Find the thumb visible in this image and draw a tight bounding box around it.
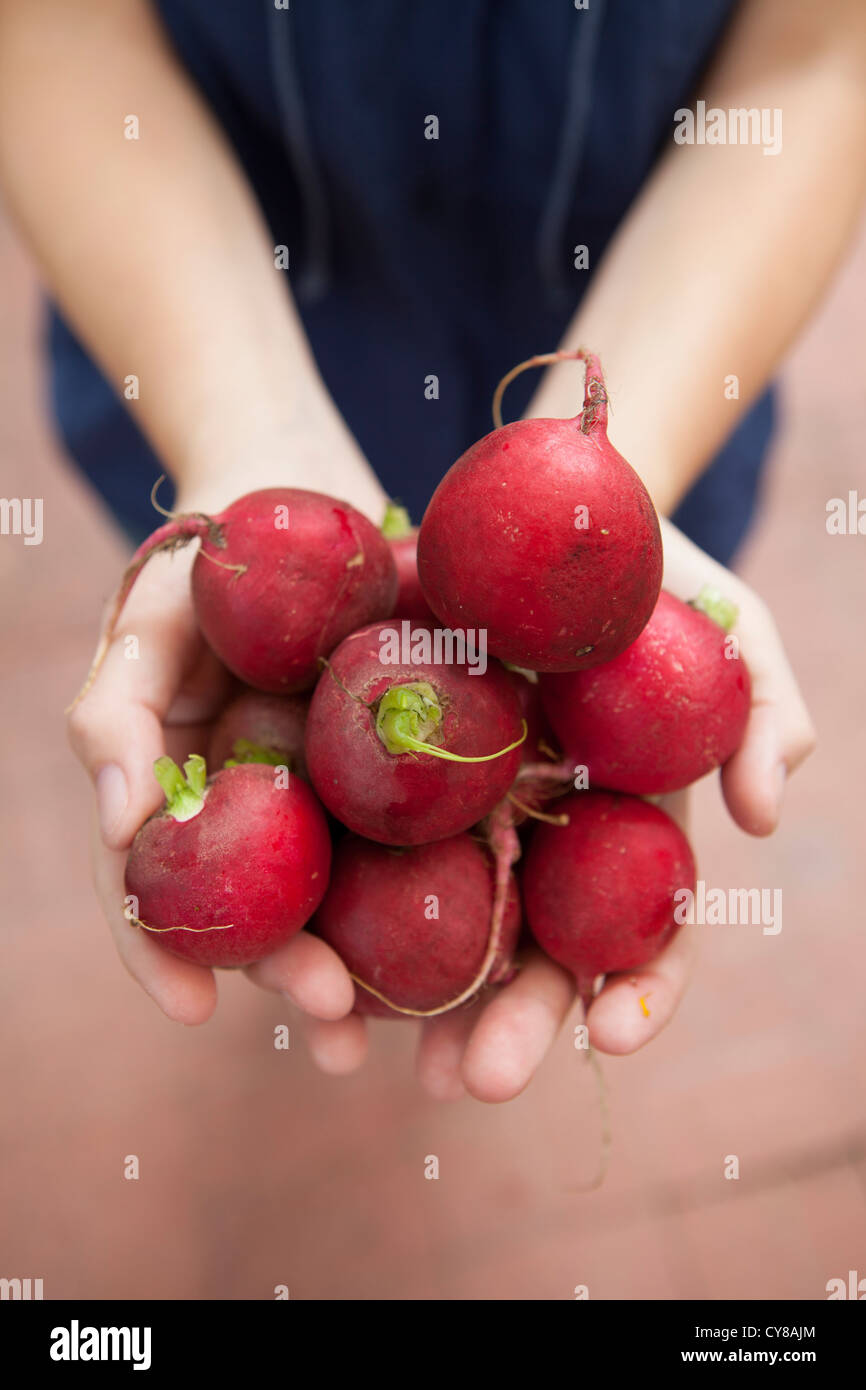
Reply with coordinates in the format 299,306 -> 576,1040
66,550 -> 207,849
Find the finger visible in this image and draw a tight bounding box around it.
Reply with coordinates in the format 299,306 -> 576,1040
305,1013 -> 369,1075
720,702 -> 786,836
163,649 -> 235,728
586,923 -> 696,1055
660,519 -> 816,836
460,949 -> 575,1104
719,604 -> 816,836
416,1006 -> 481,1101
163,721 -> 217,769
244,931 -> 356,1021
91,812 -> 217,1025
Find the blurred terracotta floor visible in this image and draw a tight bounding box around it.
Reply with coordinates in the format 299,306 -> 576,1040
1,204 -> 865,1302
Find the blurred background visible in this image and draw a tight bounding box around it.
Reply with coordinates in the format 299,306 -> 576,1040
1,198 -> 864,1302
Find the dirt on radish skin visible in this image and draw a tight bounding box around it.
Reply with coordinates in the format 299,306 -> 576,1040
522,791 -> 696,981
539,589 -> 751,795
73,489 -> 398,704
304,622 -> 525,845
314,833 -> 521,1017
416,349 -> 662,672
209,690 -> 310,776
124,758 -> 331,967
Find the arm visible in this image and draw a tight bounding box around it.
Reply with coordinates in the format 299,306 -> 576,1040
0,0 -> 373,1030
528,0 -> 866,512
522,0 -> 841,845
0,0 -> 385,519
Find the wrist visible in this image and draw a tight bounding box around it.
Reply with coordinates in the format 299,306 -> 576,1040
172,398 -> 390,523
604,431 -> 686,517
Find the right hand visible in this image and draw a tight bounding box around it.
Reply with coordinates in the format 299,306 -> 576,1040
67,462 -> 383,1053
66,538 -> 360,1032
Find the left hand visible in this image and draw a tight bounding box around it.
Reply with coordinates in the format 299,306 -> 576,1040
310,516 -> 815,1100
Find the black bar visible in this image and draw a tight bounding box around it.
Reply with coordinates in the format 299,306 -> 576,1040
1,1298 -> 859,1374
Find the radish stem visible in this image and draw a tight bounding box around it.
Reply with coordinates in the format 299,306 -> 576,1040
491,347 -> 608,433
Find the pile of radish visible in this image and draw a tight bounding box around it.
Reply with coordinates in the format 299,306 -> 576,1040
80,349 -> 751,1031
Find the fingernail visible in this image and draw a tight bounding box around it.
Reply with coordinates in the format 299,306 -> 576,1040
96,763 -> 128,841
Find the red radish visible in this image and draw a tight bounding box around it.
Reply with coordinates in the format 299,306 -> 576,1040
124,756 -> 331,967
381,502 -> 435,622
305,621 -> 526,844
522,791 -> 696,986
209,690 -> 310,777
72,488 -> 398,703
417,349 -> 662,671
315,833 -> 521,1017
539,587 -> 751,795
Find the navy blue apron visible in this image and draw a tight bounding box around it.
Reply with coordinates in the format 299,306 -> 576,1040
47,0 -> 773,565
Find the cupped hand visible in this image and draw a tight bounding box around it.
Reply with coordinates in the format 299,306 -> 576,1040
351,517 -> 815,1098
67,492 -> 361,1031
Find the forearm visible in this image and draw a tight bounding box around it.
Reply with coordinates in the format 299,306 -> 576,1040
0,0 -> 386,518
528,0 -> 866,514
